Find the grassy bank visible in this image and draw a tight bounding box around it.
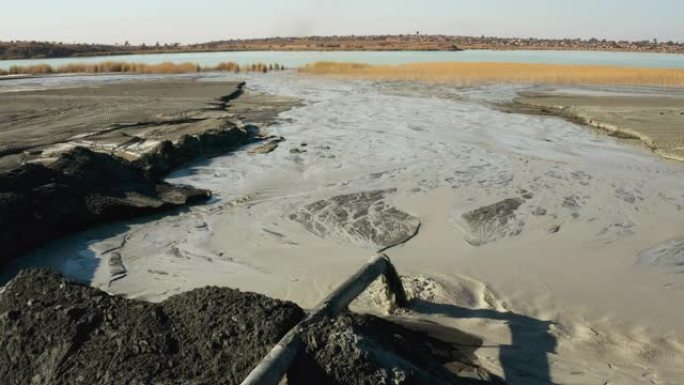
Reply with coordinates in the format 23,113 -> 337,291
300,62 -> 684,86
0,61 -> 285,76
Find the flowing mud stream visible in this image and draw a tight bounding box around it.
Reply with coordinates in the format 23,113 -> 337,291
6,73 -> 684,384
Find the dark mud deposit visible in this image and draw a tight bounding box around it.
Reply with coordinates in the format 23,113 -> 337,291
0,270 -> 501,385
291,314 -> 503,385
0,147 -> 211,269
0,269 -> 303,385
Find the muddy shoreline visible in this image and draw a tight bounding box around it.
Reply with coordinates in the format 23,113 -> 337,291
0,79 -> 298,270
504,90 -> 684,161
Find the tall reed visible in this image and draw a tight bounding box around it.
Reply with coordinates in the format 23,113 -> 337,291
299,61 -> 684,87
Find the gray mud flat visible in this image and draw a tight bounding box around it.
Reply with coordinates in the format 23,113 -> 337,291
290,189 -> 420,249
0,269 -> 502,385
0,80 -> 247,159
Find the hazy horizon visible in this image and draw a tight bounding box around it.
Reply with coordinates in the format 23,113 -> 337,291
1,0 -> 683,45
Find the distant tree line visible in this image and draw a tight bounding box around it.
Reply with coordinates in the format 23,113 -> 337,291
0,41 -> 184,60
1,35 -> 682,60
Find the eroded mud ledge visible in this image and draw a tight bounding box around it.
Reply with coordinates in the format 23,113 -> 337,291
0,79 -> 298,269
503,90 -> 684,162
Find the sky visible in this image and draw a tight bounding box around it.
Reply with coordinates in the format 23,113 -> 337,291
1,0 -> 682,44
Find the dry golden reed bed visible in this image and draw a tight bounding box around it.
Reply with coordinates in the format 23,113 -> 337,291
0,61 -> 285,76
300,62 -> 684,87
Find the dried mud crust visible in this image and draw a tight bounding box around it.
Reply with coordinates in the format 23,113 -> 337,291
0,80 -> 246,158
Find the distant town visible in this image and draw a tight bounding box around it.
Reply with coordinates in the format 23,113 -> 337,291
1,34 -> 683,60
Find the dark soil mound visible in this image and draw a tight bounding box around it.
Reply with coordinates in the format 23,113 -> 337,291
0,147 -> 210,269
0,269 -> 503,384
0,269 -> 304,385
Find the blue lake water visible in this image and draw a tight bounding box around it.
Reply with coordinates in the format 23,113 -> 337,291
1,50 -> 683,70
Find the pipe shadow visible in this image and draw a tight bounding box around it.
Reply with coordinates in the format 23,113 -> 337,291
410,299 -> 558,385
289,312 -> 505,385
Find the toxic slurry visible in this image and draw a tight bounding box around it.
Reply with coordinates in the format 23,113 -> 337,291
3,72 -> 684,384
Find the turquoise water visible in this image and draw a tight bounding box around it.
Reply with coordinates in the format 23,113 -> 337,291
1,50 -> 683,70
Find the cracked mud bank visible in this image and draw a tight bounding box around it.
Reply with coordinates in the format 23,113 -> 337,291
0,79 -> 298,268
